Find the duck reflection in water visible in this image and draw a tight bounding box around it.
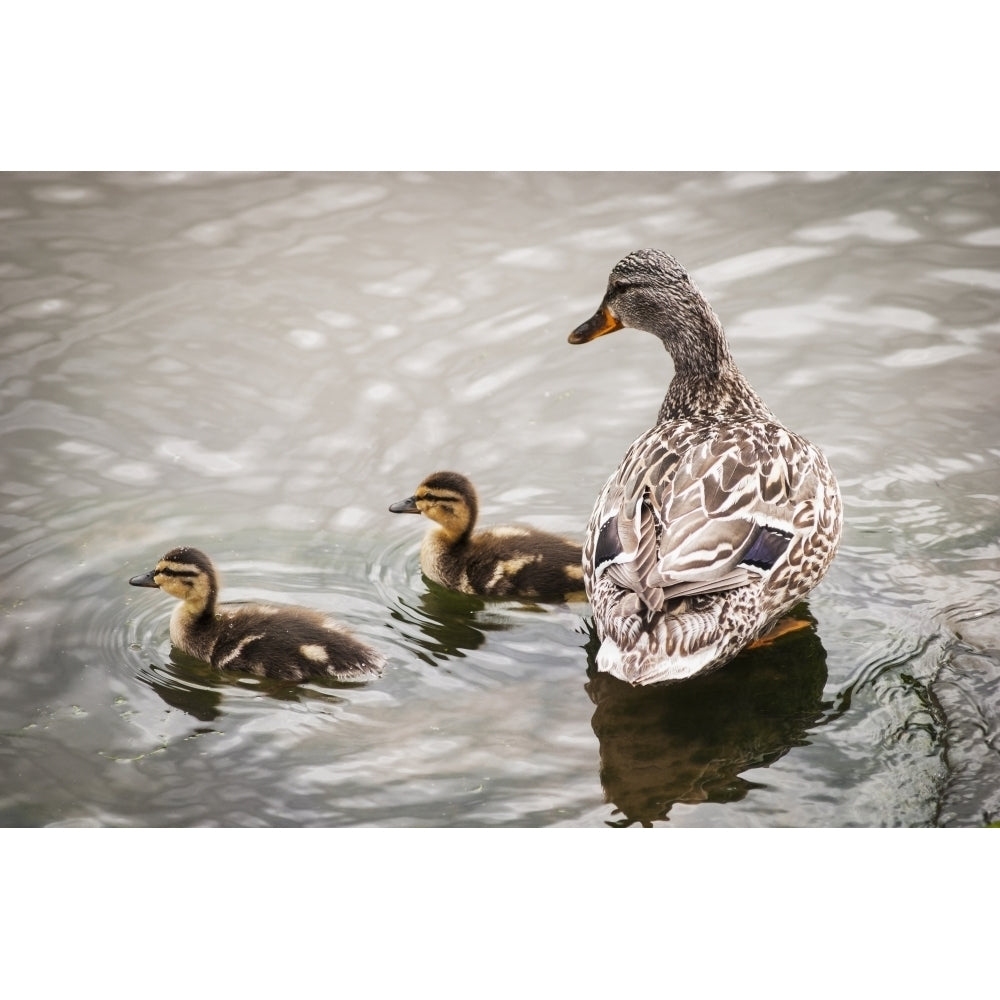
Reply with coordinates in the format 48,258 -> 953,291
133,650 -> 225,722
586,604 -> 828,826
389,579 -> 514,666
138,648 -> 357,722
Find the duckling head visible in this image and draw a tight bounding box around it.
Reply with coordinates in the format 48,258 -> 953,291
129,546 -> 217,608
389,470 -> 477,543
569,249 -> 728,372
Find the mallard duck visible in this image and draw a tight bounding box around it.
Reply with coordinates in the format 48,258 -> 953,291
569,249 -> 842,685
128,546 -> 386,682
389,470 -> 584,600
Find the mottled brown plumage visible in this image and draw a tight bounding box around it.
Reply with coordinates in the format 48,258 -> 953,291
389,471 -> 584,601
128,546 -> 385,682
569,249 -> 842,685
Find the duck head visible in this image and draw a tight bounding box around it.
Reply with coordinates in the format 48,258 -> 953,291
129,546 -> 217,606
569,249 -> 727,372
390,471 -> 478,543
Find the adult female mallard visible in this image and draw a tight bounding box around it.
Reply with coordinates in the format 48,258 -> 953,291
389,470 -> 584,601
129,546 -> 386,682
569,249 -> 842,685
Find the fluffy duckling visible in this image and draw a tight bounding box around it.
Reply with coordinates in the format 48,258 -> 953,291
389,471 -> 584,601
128,546 -> 386,682
569,249 -> 842,685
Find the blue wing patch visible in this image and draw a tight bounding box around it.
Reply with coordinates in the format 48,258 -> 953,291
740,525 -> 792,570
594,513 -> 623,574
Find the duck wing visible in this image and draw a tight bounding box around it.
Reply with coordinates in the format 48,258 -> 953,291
589,421 -> 816,612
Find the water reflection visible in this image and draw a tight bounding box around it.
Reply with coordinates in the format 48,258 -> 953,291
137,648 -> 355,722
136,654 -> 224,722
586,606 -> 829,826
388,580 -> 513,664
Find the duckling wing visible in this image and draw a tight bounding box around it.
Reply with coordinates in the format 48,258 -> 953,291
213,604 -> 385,681
590,421 -> 818,611
464,527 -> 584,600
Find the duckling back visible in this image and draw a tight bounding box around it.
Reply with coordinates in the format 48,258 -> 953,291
199,603 -> 387,682
426,524 -> 584,600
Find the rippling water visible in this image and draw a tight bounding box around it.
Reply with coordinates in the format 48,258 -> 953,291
1,171 -> 997,827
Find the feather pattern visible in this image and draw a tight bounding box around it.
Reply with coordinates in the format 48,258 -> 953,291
569,250 -> 842,684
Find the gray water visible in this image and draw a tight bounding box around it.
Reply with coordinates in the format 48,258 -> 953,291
1,171 -> 998,827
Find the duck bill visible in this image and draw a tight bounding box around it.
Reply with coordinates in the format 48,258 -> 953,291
568,303 -> 623,344
129,570 -> 160,588
389,496 -> 421,514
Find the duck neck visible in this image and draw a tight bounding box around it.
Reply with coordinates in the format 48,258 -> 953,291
430,502 -> 476,547
182,576 -> 218,631
435,522 -> 473,547
656,314 -> 774,423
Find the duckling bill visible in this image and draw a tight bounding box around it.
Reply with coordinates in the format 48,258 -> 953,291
129,546 -> 386,682
389,471 -> 584,601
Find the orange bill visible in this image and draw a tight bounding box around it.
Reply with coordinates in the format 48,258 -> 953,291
568,303 -> 623,344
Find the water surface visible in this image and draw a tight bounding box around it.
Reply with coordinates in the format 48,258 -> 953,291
1,171 -> 998,826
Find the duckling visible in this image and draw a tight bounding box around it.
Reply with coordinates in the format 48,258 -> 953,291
568,249 -> 843,685
128,546 -> 386,682
389,471 -> 584,601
